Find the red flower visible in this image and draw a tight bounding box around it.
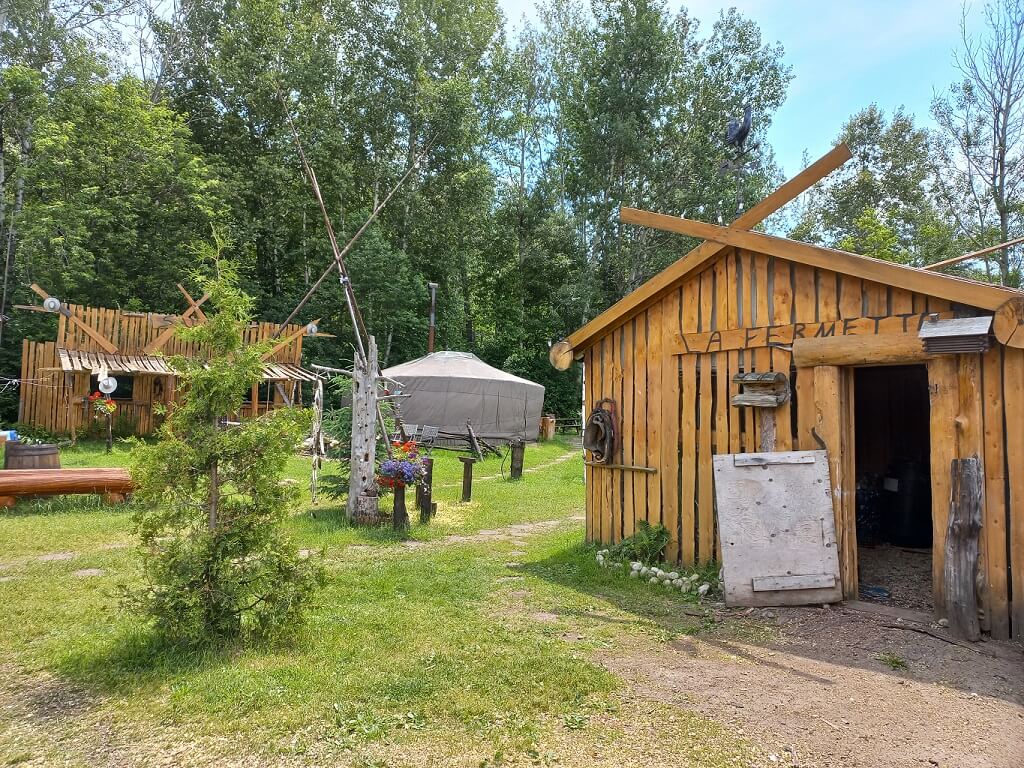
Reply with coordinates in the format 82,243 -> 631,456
88,391 -> 101,401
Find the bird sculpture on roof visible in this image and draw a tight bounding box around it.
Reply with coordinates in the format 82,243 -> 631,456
726,103 -> 753,151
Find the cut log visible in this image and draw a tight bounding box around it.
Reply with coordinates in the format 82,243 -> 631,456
792,334 -> 933,367
944,457 -> 983,641
0,468 -> 133,506
994,296 -> 1024,348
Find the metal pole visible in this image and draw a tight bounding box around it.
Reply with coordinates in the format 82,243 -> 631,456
427,282 -> 438,353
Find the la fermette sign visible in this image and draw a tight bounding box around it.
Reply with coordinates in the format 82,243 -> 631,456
670,311 -> 955,356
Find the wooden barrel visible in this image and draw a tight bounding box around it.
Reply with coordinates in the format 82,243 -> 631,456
4,442 -> 61,470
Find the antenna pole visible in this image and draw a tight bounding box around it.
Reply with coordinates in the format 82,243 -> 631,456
427,282 -> 438,353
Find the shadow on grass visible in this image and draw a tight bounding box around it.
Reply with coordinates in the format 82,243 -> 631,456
517,541 -> 715,637
53,625 -> 234,696
4,494 -> 139,518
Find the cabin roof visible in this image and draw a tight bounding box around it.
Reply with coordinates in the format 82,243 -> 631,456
53,348 -> 320,381
564,208 -> 1023,353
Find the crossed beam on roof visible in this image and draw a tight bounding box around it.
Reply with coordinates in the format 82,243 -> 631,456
550,143 -> 853,368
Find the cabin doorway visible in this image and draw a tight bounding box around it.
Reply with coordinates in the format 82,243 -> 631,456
852,365 -> 933,613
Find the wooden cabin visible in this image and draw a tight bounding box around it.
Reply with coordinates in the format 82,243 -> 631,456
17,285 -> 320,437
552,145 -> 1024,640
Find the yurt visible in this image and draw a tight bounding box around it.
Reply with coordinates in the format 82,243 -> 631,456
383,351 -> 545,441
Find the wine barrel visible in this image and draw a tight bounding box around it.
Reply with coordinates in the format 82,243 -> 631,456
4,442 -> 61,470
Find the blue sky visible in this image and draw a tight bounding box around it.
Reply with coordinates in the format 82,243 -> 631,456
498,0 -> 979,176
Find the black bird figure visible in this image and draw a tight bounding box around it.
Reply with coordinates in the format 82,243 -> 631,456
726,103 -> 752,150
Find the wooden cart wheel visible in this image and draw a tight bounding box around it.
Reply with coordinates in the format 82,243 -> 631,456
548,339 -> 575,371
994,296 -> 1024,348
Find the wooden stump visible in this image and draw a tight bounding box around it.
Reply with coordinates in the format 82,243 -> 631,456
510,440 -> 525,480
419,457 -> 434,524
459,456 -> 477,502
944,457 -> 982,640
393,484 -> 409,532
352,493 -> 380,526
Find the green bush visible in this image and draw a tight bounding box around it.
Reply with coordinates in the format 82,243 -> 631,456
609,520 -> 671,566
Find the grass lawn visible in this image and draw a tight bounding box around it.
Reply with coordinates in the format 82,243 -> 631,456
0,438 -> 758,767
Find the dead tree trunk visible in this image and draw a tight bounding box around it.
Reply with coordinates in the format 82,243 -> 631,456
347,335 -> 380,521
944,456 -> 983,641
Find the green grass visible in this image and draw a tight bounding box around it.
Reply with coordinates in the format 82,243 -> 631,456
0,438 -> 759,766
876,650 -> 909,671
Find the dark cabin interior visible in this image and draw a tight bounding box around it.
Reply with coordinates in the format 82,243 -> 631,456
853,365 -> 933,611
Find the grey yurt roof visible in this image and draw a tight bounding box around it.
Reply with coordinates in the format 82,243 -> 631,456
383,351 -> 545,441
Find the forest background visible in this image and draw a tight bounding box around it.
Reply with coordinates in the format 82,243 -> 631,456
3,0 -> 1022,420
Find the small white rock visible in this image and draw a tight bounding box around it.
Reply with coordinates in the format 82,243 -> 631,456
640,567 -> 650,576
629,570 -> 639,579
697,583 -> 710,597
938,618 -> 950,628
672,578 -> 684,587
631,562 -> 642,571
664,580 -> 674,589
648,577 -> 659,585
680,581 -> 691,593
667,572 -> 680,580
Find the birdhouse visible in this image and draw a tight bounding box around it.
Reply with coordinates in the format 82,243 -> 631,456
730,372 -> 790,408
918,314 -> 993,355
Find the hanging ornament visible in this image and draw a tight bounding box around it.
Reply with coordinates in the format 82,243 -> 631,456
98,376 -> 118,395
43,296 -> 61,312
305,322 -> 319,336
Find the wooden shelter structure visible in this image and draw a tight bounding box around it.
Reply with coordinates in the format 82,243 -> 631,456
18,284 -> 321,437
553,145 -> 1024,640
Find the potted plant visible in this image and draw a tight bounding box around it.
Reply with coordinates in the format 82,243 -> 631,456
377,441 -> 426,531
89,391 -> 117,453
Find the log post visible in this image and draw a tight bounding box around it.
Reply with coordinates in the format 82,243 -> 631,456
944,456 -> 982,640
459,456 -> 477,502
347,336 -> 380,520
419,457 -> 434,523
393,483 -> 409,532
510,439 -> 525,480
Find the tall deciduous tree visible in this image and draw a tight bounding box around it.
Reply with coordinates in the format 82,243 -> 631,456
932,0 -> 1024,285
789,106 -> 961,266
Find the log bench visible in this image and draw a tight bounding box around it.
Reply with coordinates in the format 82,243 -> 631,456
0,468 -> 134,507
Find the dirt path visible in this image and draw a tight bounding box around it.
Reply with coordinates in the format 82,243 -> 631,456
597,605 -> 1024,768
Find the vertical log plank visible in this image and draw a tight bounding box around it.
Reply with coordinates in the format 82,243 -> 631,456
646,303 -> 663,530
662,289 -> 683,562
633,312 -> 648,530
982,347 -> 1009,639
956,354 -> 987,631
928,357 -> 959,614
621,319 -> 635,540
1004,348 -> 1024,639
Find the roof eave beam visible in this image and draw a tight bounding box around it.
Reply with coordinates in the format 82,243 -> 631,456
620,212 -> 1017,312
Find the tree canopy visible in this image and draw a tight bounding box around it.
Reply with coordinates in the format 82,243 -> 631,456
1,0 -> 1021,421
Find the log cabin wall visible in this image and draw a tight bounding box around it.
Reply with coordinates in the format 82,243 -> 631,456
18,304 -> 310,437
581,246 -> 1024,640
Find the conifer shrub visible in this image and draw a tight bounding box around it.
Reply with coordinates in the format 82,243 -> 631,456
124,253 -> 324,645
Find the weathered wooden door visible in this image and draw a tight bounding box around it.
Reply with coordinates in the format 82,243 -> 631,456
713,450 -> 843,606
